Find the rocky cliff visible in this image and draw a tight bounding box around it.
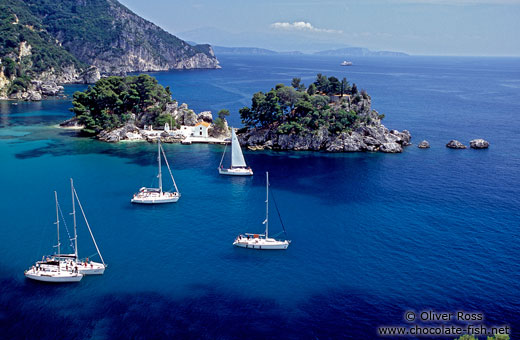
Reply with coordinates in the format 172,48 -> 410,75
24,0 -> 220,74
0,0 -> 219,100
239,105 -> 411,153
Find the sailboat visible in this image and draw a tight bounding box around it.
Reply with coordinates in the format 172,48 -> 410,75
233,172 -> 290,250
218,128 -> 253,176
131,139 -> 181,204
65,178 -> 106,275
24,192 -> 84,283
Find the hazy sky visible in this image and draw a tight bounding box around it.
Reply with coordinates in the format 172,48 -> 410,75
119,0 -> 520,56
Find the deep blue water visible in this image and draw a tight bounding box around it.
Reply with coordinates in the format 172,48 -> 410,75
1,55 -> 519,339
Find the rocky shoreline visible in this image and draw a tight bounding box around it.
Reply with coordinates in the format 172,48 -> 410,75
1,65 -> 100,101
61,101 -> 230,144
239,124 -> 411,153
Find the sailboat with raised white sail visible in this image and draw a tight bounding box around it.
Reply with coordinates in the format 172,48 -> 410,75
233,172 -> 290,250
132,140 -> 180,204
24,191 -> 84,283
218,128 -> 253,176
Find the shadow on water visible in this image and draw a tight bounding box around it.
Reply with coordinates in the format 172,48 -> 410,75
1,274 -> 517,340
12,127 -> 383,205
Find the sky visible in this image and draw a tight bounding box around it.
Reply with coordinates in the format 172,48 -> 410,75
118,0 -> 520,56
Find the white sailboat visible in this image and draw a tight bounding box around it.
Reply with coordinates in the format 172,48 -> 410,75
218,128 -> 253,176
65,178 -> 106,275
24,192 -> 83,283
233,172 -> 290,250
131,140 -> 181,204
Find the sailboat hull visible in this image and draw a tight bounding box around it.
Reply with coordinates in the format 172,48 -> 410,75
233,237 -> 289,250
25,269 -> 83,283
131,190 -> 180,204
76,261 -> 106,275
219,167 -> 253,176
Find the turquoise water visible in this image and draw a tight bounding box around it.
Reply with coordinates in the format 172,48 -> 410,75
1,55 -> 519,339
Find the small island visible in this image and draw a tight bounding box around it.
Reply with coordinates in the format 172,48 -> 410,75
237,74 -> 411,153
62,73 -> 410,153
62,74 -> 230,143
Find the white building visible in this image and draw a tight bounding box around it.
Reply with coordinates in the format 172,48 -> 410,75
191,121 -> 210,138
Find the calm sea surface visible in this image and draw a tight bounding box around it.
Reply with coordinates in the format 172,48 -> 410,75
1,55 -> 519,339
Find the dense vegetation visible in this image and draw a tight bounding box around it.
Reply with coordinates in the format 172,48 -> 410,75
20,0 -> 214,67
24,0 -> 123,49
239,74 -> 372,135
71,74 -> 173,135
0,0 -> 82,93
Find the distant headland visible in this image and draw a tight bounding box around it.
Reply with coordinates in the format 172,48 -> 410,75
0,0 -> 219,101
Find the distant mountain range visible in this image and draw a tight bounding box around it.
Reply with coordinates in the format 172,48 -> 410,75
212,46 -> 304,56
179,26 -> 409,57
314,47 -> 408,57
208,45 -> 408,57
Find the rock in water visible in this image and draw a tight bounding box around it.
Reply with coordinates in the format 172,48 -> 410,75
418,140 -> 430,148
469,139 -> 489,149
446,140 -> 467,149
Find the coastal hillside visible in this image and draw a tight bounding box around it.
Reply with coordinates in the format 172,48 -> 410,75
23,0 -> 220,73
0,0 -> 98,100
0,0 -> 219,100
238,74 -> 411,153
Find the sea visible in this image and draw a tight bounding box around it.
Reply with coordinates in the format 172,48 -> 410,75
0,55 -> 519,339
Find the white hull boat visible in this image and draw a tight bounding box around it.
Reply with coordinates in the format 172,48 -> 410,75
131,188 -> 180,204
218,167 -> 253,176
132,140 -> 181,204
219,128 -> 253,176
233,172 -> 290,250
25,192 -> 84,283
25,268 -> 83,282
76,260 -> 106,275
233,236 -> 289,250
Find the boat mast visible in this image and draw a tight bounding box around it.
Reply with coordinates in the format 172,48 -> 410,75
74,188 -> 106,267
54,191 -> 60,271
160,144 -> 179,194
265,172 -> 269,238
71,178 -> 78,259
158,139 -> 163,193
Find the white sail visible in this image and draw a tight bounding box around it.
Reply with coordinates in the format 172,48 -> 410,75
231,128 -> 247,168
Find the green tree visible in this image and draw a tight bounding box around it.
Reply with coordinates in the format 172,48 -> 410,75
351,83 -> 358,95
70,74 -> 172,134
217,109 -> 230,120
314,73 -> 329,93
291,77 -> 301,89
341,77 -> 349,96
307,83 -> 317,96
327,76 -> 341,94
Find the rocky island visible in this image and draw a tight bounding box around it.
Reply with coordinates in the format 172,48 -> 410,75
62,74 -> 230,143
63,73 -> 410,154
237,75 -> 411,153
0,0 -> 219,100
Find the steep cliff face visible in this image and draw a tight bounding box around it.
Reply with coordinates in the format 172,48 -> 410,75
0,0 -> 219,99
25,0 -> 220,74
